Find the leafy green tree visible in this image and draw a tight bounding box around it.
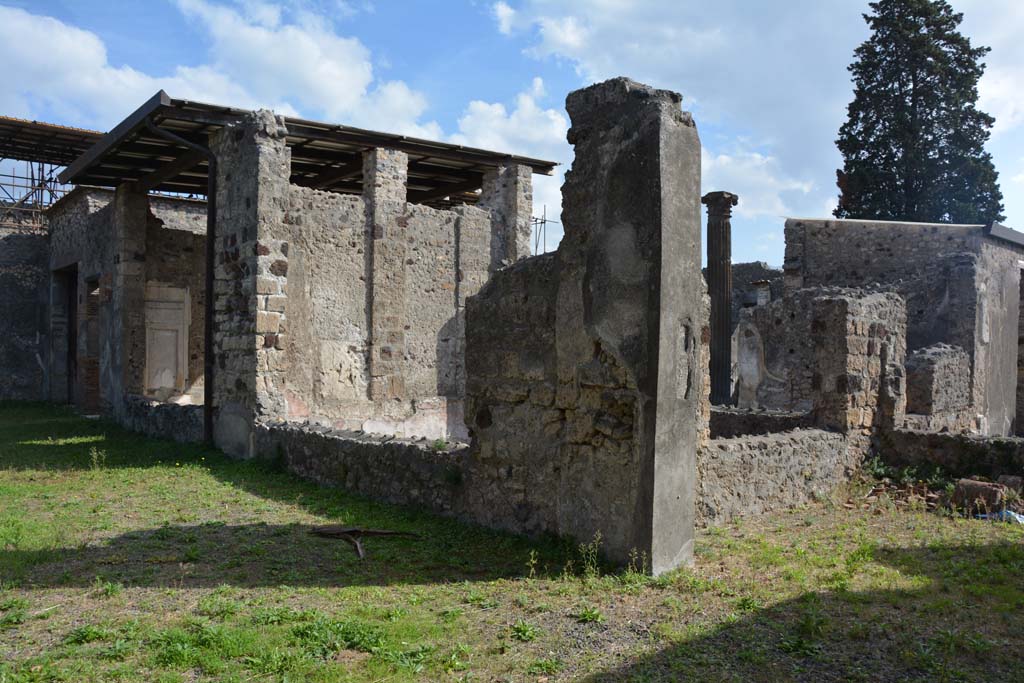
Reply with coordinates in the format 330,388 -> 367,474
835,0 -> 1004,224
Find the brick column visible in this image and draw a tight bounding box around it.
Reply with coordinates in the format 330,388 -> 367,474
479,162 -> 533,267
109,184 -> 149,415
209,110 -> 291,458
364,148 -> 409,402
702,191 -> 737,406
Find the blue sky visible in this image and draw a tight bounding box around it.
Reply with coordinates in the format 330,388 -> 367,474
3,0 -> 1022,265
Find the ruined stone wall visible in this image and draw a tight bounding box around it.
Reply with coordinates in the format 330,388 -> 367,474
0,215 -> 49,400
974,240 -> 1023,435
121,395 -> 203,443
809,290 -> 907,436
697,429 -> 852,525
278,186 -> 369,422
709,406 -> 811,439
46,189 -> 116,408
255,422 -> 468,515
465,78 -> 704,573
702,261 -> 783,336
150,196 -> 208,234
785,219 -> 980,353
880,429 -> 1024,480
47,187 -> 211,413
273,178 -> 495,439
734,288 -> 819,411
210,111 -> 292,457
145,216 -> 207,403
784,218 -> 1024,436
904,344 -> 972,432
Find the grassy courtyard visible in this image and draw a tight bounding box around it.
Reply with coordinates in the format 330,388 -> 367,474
1,402 -> 1022,682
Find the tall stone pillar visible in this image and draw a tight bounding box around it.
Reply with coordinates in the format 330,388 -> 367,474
560,78 -> 704,575
209,110 -> 291,458
478,162 -> 533,267
364,148 -> 409,403
109,184 -> 149,416
702,191 -> 738,405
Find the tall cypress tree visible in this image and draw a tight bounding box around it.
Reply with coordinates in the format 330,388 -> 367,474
835,0 -> 1004,224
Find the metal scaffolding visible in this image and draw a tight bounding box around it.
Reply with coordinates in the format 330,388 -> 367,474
0,158 -> 72,229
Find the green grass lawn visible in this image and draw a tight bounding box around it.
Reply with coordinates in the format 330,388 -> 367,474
1,402 -> 1022,682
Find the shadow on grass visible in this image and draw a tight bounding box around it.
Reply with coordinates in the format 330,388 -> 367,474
583,541 -> 1024,683
0,402 -> 570,587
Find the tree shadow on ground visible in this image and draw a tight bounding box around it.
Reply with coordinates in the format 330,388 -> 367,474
583,540 -> 1024,683
0,402 -> 570,588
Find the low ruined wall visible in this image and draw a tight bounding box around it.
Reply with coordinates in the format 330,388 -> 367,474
120,394 -> 203,443
697,429 -> 853,525
254,422 -> 467,515
709,406 -> 811,439
880,429 -> 1024,479
0,219 -> 49,400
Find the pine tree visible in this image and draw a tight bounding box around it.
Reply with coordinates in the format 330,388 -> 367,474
834,0 -> 1004,224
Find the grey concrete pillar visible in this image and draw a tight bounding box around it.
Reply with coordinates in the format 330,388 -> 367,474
702,191 -> 738,406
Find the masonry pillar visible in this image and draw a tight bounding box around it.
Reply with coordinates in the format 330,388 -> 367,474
109,184 -> 149,416
364,148 -> 409,403
561,78 -> 704,574
209,110 -> 291,458
478,163 -> 533,267
702,191 -> 738,406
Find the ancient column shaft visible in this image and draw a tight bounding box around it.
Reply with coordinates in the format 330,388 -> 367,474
702,191 -> 738,406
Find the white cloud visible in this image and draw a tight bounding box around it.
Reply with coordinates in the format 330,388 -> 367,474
701,146 -> 814,220
0,2 -> 440,138
451,78 -> 570,250
493,2 -> 516,35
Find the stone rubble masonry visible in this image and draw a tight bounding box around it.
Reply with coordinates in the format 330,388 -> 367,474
904,343 -> 972,432
255,422 -> 468,515
709,406 -> 811,439
880,428 -> 1024,480
121,394 -> 203,443
0,214 -> 48,400
809,290 -> 907,435
785,218 -> 1024,436
210,109 -> 292,458
697,429 -> 853,526
478,162 -> 533,267
464,77 -> 704,573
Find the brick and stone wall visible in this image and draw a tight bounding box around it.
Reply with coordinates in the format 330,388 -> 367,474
697,429 -> 852,525
464,78 -> 704,573
0,213 -> 49,400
